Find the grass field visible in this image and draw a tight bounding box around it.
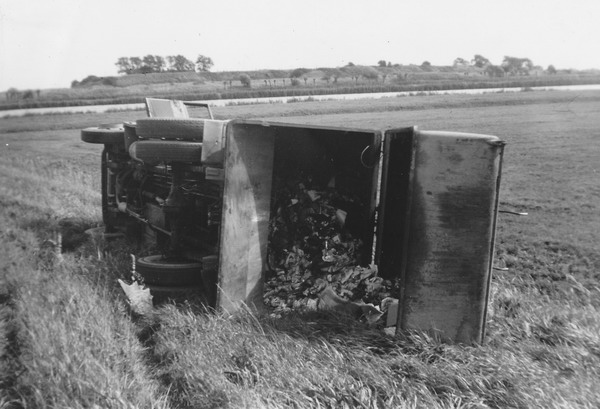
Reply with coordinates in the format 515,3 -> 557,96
1,90 -> 599,408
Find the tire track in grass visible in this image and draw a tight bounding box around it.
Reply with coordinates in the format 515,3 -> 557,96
121,284 -> 229,409
0,277 -> 26,408
0,198 -> 174,408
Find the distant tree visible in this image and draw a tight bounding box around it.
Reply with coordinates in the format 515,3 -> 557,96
346,62 -> 355,67
129,57 -> 143,72
530,65 -> 544,76
395,72 -> 408,82
501,56 -> 533,76
140,56 -> 155,73
341,65 -> 360,83
166,56 -> 176,71
142,55 -> 157,72
471,54 -> 490,68
546,64 -> 557,75
167,55 -> 195,72
378,60 -> 388,67
139,54 -> 165,73
321,68 -> 343,83
6,87 -> 21,100
522,57 -> 534,74
453,57 -> 468,67
154,55 -> 166,72
360,66 -> 380,81
420,61 -> 432,71
195,55 -> 214,72
115,57 -> 134,74
239,74 -> 252,87
290,68 -> 310,78
342,65 -> 379,83
485,65 -> 504,77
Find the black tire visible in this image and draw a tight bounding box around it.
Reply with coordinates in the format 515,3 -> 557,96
136,255 -> 202,286
81,124 -> 124,144
135,118 -> 204,141
129,140 -> 203,163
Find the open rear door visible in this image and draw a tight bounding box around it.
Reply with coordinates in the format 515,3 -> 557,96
217,121 -> 276,313
379,129 -> 504,343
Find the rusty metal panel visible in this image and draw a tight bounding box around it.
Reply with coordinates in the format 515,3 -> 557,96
201,120 -> 228,165
217,122 -> 275,313
399,130 -> 504,344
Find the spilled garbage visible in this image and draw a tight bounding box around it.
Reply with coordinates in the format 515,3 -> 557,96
263,174 -> 399,326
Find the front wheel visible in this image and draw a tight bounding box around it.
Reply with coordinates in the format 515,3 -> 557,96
136,255 -> 203,286
81,124 -> 124,145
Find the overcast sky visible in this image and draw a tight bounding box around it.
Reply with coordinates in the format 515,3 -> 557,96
1,0 -> 599,90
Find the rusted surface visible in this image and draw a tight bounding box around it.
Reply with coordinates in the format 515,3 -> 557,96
217,122 -> 275,313
201,120 -> 227,165
399,131 -> 504,343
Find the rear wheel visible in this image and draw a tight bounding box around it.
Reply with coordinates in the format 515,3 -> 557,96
81,124 -> 124,144
136,255 -> 203,286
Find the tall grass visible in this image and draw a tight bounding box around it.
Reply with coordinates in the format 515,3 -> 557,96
0,184 -> 172,407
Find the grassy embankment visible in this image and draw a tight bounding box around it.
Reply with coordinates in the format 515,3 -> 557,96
2,67 -> 600,111
1,90 -> 599,408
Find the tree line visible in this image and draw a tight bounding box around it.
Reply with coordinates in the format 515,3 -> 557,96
115,54 -> 214,74
234,55 -> 558,89
114,53 -> 553,79
450,54 -> 556,77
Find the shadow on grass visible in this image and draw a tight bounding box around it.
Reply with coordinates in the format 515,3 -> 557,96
255,308 -> 447,360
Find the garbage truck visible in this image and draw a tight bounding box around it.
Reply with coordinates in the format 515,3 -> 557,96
81,98 -> 505,343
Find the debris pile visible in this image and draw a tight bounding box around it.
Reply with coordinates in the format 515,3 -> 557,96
264,176 -> 399,317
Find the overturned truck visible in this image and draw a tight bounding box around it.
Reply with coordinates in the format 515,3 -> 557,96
81,100 -> 505,344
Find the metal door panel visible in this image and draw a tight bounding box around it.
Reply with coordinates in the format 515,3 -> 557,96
401,130 -> 504,343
